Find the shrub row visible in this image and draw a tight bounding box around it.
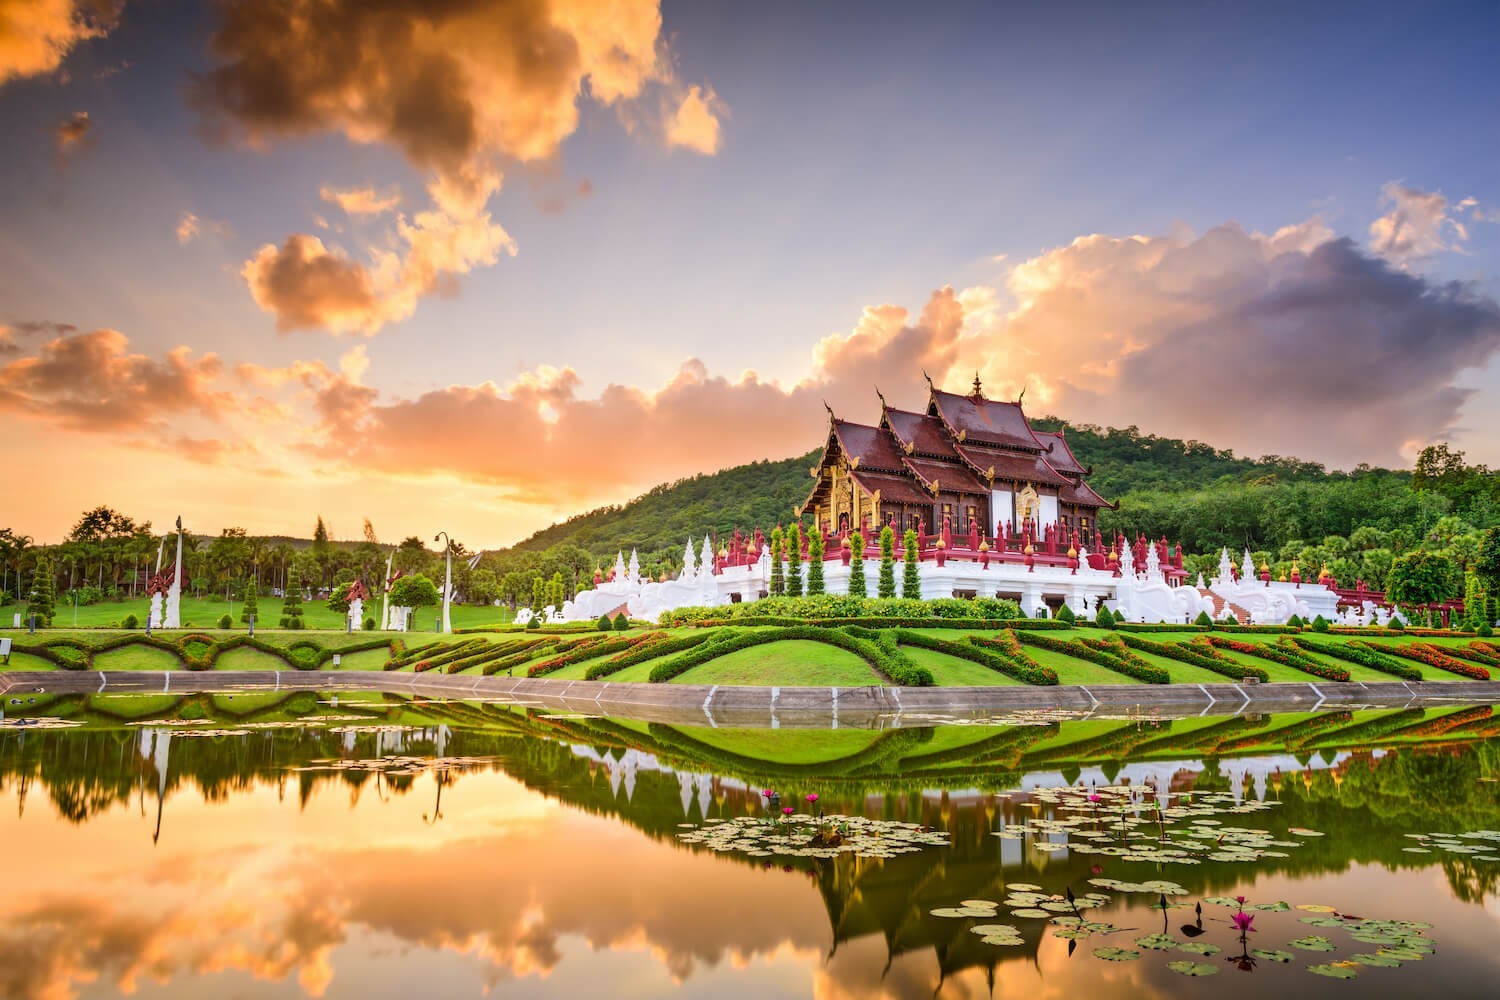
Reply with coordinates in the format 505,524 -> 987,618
674,615 -> 1073,631
1293,637 -> 1422,681
1201,636 -> 1350,682
644,626 -> 934,686
1389,705 -> 1493,739
15,633 -> 396,672
658,594 -> 1025,626
1017,631 -> 1168,683
1453,643 -> 1500,667
827,627 -> 933,686
406,639 -> 491,673
893,628 -> 1057,685
1372,643 -> 1491,680
584,632 -> 711,679
1113,623 -> 1209,633
1116,633 -> 1268,682
1308,707 -> 1428,746
1212,711 -> 1354,752
526,635 -> 650,677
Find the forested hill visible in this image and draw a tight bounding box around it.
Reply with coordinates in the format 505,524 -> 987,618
504,420 -> 1434,563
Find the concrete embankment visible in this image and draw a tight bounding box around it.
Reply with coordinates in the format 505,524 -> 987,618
3,670 -> 1497,729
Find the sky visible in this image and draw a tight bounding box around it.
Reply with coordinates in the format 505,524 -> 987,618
2,0 -> 1499,549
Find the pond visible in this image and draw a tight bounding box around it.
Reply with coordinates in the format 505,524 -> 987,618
1,690 -> 1497,998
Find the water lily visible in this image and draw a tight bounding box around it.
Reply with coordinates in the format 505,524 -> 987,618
1234,895 -> 1247,906
806,793 -> 819,803
762,789 -> 775,798
1231,911 -> 1255,933
782,806 -> 794,815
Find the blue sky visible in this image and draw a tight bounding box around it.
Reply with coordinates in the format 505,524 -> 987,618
1,0 -> 1497,545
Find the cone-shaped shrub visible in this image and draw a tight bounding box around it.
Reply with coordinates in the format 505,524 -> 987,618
878,526 -> 896,598
902,529 -> 921,600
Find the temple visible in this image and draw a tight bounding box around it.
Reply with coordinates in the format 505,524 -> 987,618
800,375 -> 1111,541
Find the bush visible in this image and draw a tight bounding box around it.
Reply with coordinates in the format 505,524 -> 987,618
1019,631 -> 1169,683
216,613 -> 233,630
1311,615 -> 1329,632
597,614 -> 613,631
1055,604 -> 1075,624
807,529 -> 825,595
281,565 -> 305,626
363,616 -> 376,630
613,614 -> 629,631
1389,614 -> 1405,631
526,616 -> 541,629
1094,604 -> 1115,629
878,526 -> 897,599
1479,623 -> 1494,637
279,616 -> 291,628
1194,610 -> 1213,627
1376,642 -> 1490,680
1201,635 -> 1349,681
240,581 -> 258,623
1286,614 -> 1303,628
897,629 -> 1056,685
122,613 -> 139,630
1117,632 -> 1268,681
1298,637 -> 1421,680
847,532 -> 867,598
646,625 -> 933,686
786,523 -> 804,598
901,529 -> 921,599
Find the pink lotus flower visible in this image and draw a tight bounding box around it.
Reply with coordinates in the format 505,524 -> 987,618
806,793 -> 819,803
1235,895 -> 1247,905
1088,794 -> 1102,803
762,789 -> 775,798
782,806 -> 794,815
1231,911 -> 1255,933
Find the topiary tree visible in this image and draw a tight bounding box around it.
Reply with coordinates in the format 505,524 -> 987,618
1056,603 -> 1076,624
786,523 -> 804,597
326,581 -> 355,614
26,554 -> 55,627
240,578 -> 258,623
597,613 -> 613,631
901,529 -> 921,599
531,576 -> 545,612
1286,614 -> 1303,628
613,613 -> 629,631
878,526 -> 897,598
217,613 -> 233,629
769,527 -> 785,596
122,612 -> 139,629
847,532 -> 867,598
280,565 -> 304,628
1476,526 -> 1500,597
1095,603 -> 1115,629
1194,610 -> 1213,627
388,574 -> 440,626
806,528 -> 825,595
363,615 -> 376,630
1312,615 -> 1330,632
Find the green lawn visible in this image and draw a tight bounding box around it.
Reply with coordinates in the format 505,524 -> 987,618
900,645 -> 1025,686
687,726 -> 885,764
0,595 -> 514,631
670,640 -> 886,686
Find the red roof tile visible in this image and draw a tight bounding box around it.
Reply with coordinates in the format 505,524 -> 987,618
1060,478 -> 1112,508
955,444 -> 1070,487
882,407 -> 958,458
850,469 -> 937,505
1032,430 -> 1087,476
831,419 -> 905,472
902,456 -> 990,495
929,389 -> 1041,450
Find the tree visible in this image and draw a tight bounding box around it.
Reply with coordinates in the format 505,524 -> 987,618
769,528 -> 785,596
395,536 -> 428,574
500,571 -> 530,609
878,526 -> 897,598
468,568 -> 498,605
26,554 -> 55,626
69,506 -> 136,542
1477,527 -> 1500,594
240,578 -> 258,623
280,565 -> 305,628
363,518 -> 379,545
313,516 -> 330,553
786,523 -> 804,597
531,576 -> 545,611
806,528 -> 825,595
1387,550 -> 1458,606
326,581 -> 355,614
388,574 -> 440,612
902,529 -> 921,599
847,532 -> 867,598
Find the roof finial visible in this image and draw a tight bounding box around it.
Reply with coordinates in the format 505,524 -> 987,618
971,371 -> 983,399
1017,384 -> 1027,406
875,386 -> 887,409
922,370 -> 934,390
823,399 -> 835,420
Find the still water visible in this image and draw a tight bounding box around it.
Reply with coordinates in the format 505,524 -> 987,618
1,690 -> 1497,998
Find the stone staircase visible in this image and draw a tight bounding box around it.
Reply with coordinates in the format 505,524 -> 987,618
1197,588 -> 1251,624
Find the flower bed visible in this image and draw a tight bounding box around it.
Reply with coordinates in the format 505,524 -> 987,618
1117,633 -> 1268,681
584,632 -> 711,679
894,628 -> 1057,685
678,615 -> 1073,630
1200,636 -> 1349,682
1018,631 -> 1169,683
1296,638 -> 1422,681
1212,711 -> 1354,752
1452,643 -> 1500,667
646,626 -> 933,686
1374,643 -> 1490,680
527,635 -> 647,677
1308,707 -> 1428,746
1388,705 -> 1493,739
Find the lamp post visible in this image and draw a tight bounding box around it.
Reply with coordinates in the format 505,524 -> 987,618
434,531 -> 453,634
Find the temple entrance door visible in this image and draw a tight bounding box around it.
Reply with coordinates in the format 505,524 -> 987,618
837,512 -> 849,533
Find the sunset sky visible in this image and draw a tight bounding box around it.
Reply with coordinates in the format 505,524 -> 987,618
2,0 -> 1498,548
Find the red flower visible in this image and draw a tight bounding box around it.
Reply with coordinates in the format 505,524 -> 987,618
782,806 -> 794,815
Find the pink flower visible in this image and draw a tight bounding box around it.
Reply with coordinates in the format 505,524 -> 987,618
1231,911 -> 1255,933
806,793 -> 819,803
782,806 -> 794,815
1235,895 -> 1246,905
1088,794 -> 1102,803
762,789 -> 775,797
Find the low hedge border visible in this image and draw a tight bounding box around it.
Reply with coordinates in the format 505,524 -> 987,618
645,625 -> 933,685
15,633 -> 396,672
1201,636 -> 1350,682
1452,643 -> 1500,667
1373,643 -> 1490,680
527,635 -> 648,677
1016,631 -> 1168,684
584,632 -> 711,679
681,616 -> 1073,631
893,628 -> 1057,686
1296,638 -> 1422,681
1116,632 -> 1268,682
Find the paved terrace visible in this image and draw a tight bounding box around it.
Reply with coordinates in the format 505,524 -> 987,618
3,671 -> 1497,730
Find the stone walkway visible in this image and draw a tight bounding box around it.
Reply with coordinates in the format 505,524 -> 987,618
2,670 -> 1497,729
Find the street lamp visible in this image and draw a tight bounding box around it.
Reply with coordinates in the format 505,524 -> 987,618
433,531 -> 453,634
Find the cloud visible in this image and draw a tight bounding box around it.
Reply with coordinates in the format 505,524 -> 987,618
0,326 -> 230,432
320,184 -> 402,216
1368,181 -> 1469,265
191,0 -> 721,333
0,0 -> 120,86
666,85 -> 724,155
175,210 -> 231,244
243,172 -> 515,334
51,108 -> 89,152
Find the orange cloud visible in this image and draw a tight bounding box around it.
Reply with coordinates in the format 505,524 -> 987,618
0,327 -> 229,432
666,85 -> 725,155
50,109 -> 89,152
319,184 -> 402,216
0,0 -> 120,87
192,0 -> 722,334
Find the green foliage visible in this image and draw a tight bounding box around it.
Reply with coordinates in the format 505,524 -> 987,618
597,613 -> 613,631
240,580 -> 258,623
363,616 -> 376,630
1312,615 -> 1329,632
786,523 -> 804,597
1480,623 -> 1494,637
613,613 -> 629,631
877,526 -> 896,598
769,527 -> 785,597
26,554 -> 56,626
216,613 -> 233,629
326,581 -> 355,614
806,529 -> 825,595
467,568 -> 499,606
1055,604 -> 1075,624
901,529 -> 921,599
388,574 -> 440,609
122,613 -> 139,629
1095,603 -> 1115,629
1194,610 -> 1213,627
1387,550 -> 1457,606
1477,527 -> 1500,592
280,565 -> 304,624
847,532 -> 866,598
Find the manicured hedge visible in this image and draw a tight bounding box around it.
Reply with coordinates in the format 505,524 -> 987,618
893,628 -> 1057,686
1296,637 -> 1422,681
646,626 -> 933,686
1308,707 -> 1428,746
15,632 -> 397,672
1117,632 -> 1268,682
677,615 -> 1073,631
1201,636 -> 1350,682
1452,643 -> 1500,667
1114,623 -> 1209,633
528,635 -> 647,677
1374,642 -> 1490,680
584,632 -> 711,679
1017,631 -> 1168,683
658,594 -> 1025,626
1389,705 -> 1493,739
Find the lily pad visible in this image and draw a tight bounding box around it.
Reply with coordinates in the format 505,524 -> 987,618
1297,904 -> 1336,912
1166,960 -> 1218,976
1176,942 -> 1221,956
930,907 -> 972,918
1349,953 -> 1402,967
969,924 -> 1018,936
1306,963 -> 1358,979
1291,936 -> 1336,952
1136,933 -> 1178,950
1251,948 -> 1295,963
1007,882 -> 1043,892
1010,908 -> 1053,919
982,935 -> 1026,946
1093,947 -> 1140,962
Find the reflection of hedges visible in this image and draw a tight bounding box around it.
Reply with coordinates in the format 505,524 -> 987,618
1387,705 -> 1493,739
894,723 -> 1059,768
1307,708 -> 1428,747
1131,714 -> 1274,755
647,626 -> 933,686
1212,711 -> 1354,752
1021,719 -> 1174,765
644,722 -> 933,779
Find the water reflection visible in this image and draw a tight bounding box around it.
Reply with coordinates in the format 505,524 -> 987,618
0,693 -> 1497,998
